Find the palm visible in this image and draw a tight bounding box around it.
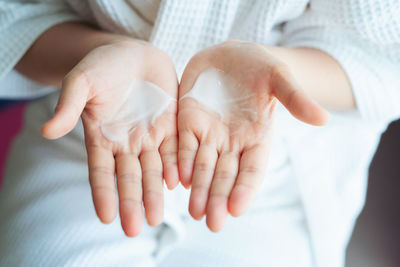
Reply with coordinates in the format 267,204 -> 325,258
179,84 -> 275,227
178,41 -> 325,232
43,40 -> 179,237
80,42 -> 177,156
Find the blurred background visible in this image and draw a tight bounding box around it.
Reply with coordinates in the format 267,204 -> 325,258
0,101 -> 399,267
346,119 -> 400,267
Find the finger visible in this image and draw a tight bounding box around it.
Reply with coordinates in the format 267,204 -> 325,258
206,151 -> 239,232
42,71 -> 90,139
160,135 -> 179,190
140,149 -> 164,226
116,153 -> 143,237
178,52 -> 210,98
178,130 -> 199,188
87,145 -> 117,224
228,145 -> 268,217
271,66 -> 330,126
189,143 -> 218,220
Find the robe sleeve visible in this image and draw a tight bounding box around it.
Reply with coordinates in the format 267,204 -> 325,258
281,0 -> 400,124
0,0 -> 81,99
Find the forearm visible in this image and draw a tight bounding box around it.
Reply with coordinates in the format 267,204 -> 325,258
15,22 -> 127,87
268,46 -> 355,111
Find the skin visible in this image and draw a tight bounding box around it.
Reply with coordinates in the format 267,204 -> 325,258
178,41 -> 332,232
17,23 -> 179,237
16,23 -> 354,235
62,41 -> 179,237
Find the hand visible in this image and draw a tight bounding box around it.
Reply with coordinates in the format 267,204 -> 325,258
41,39 -> 179,237
178,40 -> 329,232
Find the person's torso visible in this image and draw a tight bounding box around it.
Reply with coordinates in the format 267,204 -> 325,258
66,0 -> 310,75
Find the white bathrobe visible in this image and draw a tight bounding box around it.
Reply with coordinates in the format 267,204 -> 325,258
0,1 -> 399,266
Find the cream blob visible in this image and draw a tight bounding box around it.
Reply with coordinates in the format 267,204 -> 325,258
181,68 -> 258,124
101,80 -> 174,142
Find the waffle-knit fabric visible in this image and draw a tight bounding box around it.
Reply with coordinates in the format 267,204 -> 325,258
0,1 -> 399,266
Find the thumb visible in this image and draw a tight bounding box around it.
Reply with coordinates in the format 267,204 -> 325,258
42,72 -> 90,139
271,67 -> 330,126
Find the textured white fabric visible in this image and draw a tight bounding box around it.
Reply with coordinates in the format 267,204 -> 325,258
282,0 -> 400,123
0,93 -> 312,267
0,0 -> 399,267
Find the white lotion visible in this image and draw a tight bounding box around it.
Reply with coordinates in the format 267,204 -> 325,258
101,80 -> 175,142
181,68 -> 258,124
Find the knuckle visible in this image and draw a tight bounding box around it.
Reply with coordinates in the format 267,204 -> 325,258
143,189 -> 163,196
236,181 -> 256,192
90,166 -> 115,177
91,184 -> 115,194
209,191 -> 228,199
214,170 -> 236,180
178,144 -> 197,153
85,139 -> 101,149
142,168 -> 163,178
121,197 -> 142,204
196,161 -> 212,173
191,184 -> 208,192
178,155 -> 195,165
240,165 -> 259,174
164,156 -> 178,165
161,150 -> 177,159
118,173 -> 141,185
160,138 -> 178,154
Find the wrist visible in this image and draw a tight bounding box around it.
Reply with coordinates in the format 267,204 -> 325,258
262,45 -> 355,110
15,22 -> 134,87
